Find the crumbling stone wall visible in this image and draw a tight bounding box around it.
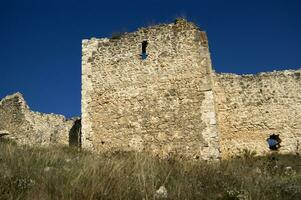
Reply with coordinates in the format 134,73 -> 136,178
0,92 -> 80,146
82,19 -> 220,160
214,70 -> 301,158
3,19 -> 297,159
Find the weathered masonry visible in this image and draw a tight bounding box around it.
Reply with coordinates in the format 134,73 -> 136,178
82,19 -> 220,160
2,20 -> 298,160
82,19 -> 301,159
0,93 -> 81,147
214,71 -> 301,158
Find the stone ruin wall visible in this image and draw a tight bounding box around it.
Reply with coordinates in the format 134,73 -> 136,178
82,20 -> 220,160
1,20 -> 299,160
214,70 -> 301,158
0,92 -> 80,147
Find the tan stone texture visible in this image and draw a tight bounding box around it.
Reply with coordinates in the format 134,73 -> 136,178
2,20 -> 300,160
82,20 -> 220,160
0,93 -> 78,146
214,70 -> 301,158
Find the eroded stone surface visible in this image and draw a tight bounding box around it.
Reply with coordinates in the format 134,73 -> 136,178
81,19 -> 220,160
214,70 -> 301,158
82,20 -> 301,159
2,20 -> 300,160
0,92 -> 80,146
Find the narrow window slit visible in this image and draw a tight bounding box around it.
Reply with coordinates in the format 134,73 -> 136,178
141,41 -> 148,59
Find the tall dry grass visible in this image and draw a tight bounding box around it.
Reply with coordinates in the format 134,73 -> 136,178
0,138 -> 301,200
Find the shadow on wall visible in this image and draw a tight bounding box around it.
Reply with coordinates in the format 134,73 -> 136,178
69,119 -> 81,148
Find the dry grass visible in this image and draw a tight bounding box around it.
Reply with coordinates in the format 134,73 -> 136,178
0,138 -> 301,200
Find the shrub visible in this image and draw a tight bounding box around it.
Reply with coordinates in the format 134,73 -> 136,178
110,32 -> 124,39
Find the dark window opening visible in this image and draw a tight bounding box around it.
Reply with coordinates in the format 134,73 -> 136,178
69,119 -> 82,148
267,134 -> 281,150
141,41 -> 148,59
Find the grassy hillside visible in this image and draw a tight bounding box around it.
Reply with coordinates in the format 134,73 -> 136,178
0,138 -> 301,200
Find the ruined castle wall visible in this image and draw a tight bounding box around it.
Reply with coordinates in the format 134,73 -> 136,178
0,93 -> 33,143
214,70 -> 301,158
0,93 -> 77,146
82,20 -> 220,160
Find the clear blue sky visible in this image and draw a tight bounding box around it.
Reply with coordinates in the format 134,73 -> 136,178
0,0 -> 300,118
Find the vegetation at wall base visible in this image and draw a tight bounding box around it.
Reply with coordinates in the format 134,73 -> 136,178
0,138 -> 301,200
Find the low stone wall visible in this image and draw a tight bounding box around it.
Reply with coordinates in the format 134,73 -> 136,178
214,69 -> 301,158
0,92 -> 80,146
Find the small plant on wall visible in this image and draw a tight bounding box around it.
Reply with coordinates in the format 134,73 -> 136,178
110,32 -> 124,39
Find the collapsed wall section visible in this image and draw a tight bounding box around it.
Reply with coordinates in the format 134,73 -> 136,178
214,70 -> 301,158
82,20 -> 220,160
0,92 -> 79,146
